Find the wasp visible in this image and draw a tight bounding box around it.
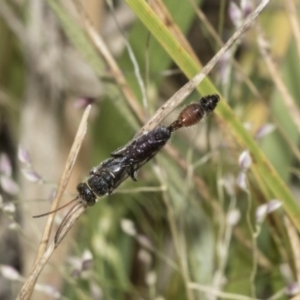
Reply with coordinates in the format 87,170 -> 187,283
34,94 -> 220,242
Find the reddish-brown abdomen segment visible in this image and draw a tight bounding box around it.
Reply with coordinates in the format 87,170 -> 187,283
170,103 -> 204,131
168,94 -> 220,132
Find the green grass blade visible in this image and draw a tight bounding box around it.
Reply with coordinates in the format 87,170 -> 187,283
125,0 -> 300,230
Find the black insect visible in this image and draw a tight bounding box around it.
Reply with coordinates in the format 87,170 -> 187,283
34,94 -> 220,241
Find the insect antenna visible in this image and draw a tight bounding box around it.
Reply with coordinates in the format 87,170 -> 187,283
32,196 -> 79,218
54,201 -> 85,244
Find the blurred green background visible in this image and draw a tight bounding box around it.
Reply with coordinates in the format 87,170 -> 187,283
1,0 -> 300,299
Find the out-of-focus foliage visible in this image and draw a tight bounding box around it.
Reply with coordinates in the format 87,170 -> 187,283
1,0 -> 300,299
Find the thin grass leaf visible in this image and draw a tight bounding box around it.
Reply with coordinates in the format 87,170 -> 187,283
125,0 -> 300,231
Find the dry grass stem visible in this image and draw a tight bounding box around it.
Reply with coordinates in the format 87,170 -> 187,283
107,1 -> 148,111
140,0 -> 270,133
17,105 -> 91,300
34,104 -> 91,259
17,204 -> 86,300
0,1 -> 27,46
73,0 -> 145,123
16,242 -> 55,300
256,29 -> 300,133
188,0 -> 262,100
15,0 -> 271,298
284,0 -> 300,60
